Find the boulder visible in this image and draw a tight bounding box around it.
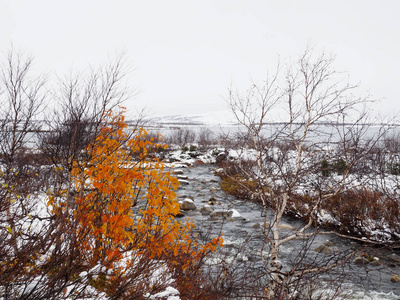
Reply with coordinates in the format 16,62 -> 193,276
210,210 -> 230,220
216,152 -> 227,164
313,242 -> 340,255
236,254 -> 249,262
223,239 -> 235,248
173,169 -> 184,175
210,209 -> 242,221
178,179 -> 190,185
180,199 -> 197,210
228,209 -> 241,220
200,205 -> 214,215
174,212 -> 185,218
172,163 -> 189,168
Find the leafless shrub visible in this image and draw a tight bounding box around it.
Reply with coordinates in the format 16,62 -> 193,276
197,127 -> 215,150
165,128 -> 196,149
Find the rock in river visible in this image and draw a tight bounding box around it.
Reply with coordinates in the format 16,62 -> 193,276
210,208 -> 242,221
200,204 -> 214,215
179,198 -> 197,210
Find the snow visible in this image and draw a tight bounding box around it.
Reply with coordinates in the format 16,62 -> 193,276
145,286 -> 180,300
151,110 -> 238,126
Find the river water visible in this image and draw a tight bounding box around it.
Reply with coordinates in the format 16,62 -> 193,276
173,163 -> 400,299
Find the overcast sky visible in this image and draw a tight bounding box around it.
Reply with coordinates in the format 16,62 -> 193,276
1,0 -> 399,118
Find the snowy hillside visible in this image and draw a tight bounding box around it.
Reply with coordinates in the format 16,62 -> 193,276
148,110 -> 238,126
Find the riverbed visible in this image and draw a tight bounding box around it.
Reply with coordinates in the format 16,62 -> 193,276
173,163 -> 400,299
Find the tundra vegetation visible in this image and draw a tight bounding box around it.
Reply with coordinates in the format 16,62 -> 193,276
1,48 -> 400,299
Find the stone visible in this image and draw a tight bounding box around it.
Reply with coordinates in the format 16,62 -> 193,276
313,242 -> 340,255
180,199 -> 197,210
222,239 -> 235,248
236,254 -> 249,262
216,152 -> 227,164
200,205 -> 214,215
210,210 -> 228,219
210,209 -> 238,220
173,169 -> 184,175
213,168 -> 224,175
174,212 -> 185,218
178,179 -> 190,185
227,209 -> 241,219
369,257 -> 382,266
314,244 -> 332,254
208,197 -> 217,205
323,240 -> 334,247
353,256 -> 369,265
210,209 -> 243,221
391,275 -> 400,283
172,163 -> 189,168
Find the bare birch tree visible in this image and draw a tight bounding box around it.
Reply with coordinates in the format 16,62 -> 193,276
227,48 -> 393,298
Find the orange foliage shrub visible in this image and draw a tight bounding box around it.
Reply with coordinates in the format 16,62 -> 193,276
48,108 -> 222,297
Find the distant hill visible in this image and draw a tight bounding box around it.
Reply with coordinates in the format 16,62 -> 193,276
144,110 -> 239,126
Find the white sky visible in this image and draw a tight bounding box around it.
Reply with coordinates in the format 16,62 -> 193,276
1,0 -> 399,118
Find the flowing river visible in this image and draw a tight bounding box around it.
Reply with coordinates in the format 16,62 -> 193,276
173,163 -> 400,299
